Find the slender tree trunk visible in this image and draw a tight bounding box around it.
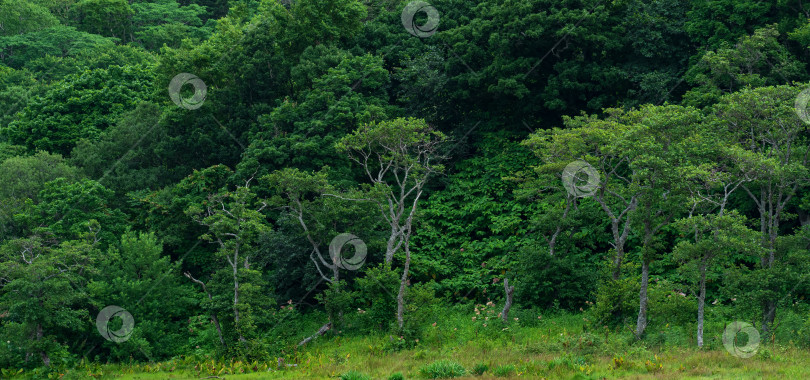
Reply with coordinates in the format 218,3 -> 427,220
396,243 -> 411,329
547,199 -> 571,256
697,260 -> 707,347
211,313 -> 225,347
502,278 -> 514,323
761,214 -> 778,335
232,257 -> 244,342
385,225 -> 398,264
635,260 -> 649,338
612,248 -> 624,281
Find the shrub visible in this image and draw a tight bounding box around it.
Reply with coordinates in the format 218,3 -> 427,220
388,372 -> 405,380
355,264 -> 399,332
590,274 -> 640,327
419,360 -> 466,378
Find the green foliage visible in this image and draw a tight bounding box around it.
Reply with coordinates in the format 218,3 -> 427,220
32,178 -> 127,244
0,236 -> 101,367
413,132 -> 543,303
684,26 -> 805,108
70,103 -> 179,195
0,0 -> 59,37
88,231 -> 196,361
355,264 -> 399,332
0,151 -> 79,240
3,64 -> 155,155
131,0 -> 210,50
0,25 -> 116,69
315,280 -> 357,329
516,246 -> 598,310
0,151 -> 78,202
75,0 -> 134,39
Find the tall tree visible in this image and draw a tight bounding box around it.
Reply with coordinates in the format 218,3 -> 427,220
336,117 -> 446,328
0,233 -> 100,366
184,178 -> 271,347
714,85 -> 810,335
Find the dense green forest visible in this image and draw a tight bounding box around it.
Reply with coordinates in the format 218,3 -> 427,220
4,0 -> 810,378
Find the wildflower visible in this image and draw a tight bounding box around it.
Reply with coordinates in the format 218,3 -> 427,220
514,318 -> 519,321
483,324 -> 487,327
432,322 -> 437,327
472,316 -> 477,321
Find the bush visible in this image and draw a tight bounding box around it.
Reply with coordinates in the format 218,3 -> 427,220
340,370 -> 372,380
648,279 -> 697,327
388,372 -> 405,380
402,281 -> 441,338
589,266 -> 641,326
516,244 -> 600,310
355,264 -> 399,332
419,360 -> 466,378
315,280 -> 357,329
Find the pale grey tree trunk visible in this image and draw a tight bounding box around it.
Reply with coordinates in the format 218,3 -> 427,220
501,278 -> 514,323
396,243 -> 411,329
697,260 -> 707,347
635,260 -> 649,338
